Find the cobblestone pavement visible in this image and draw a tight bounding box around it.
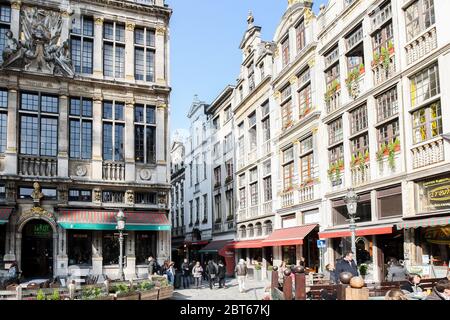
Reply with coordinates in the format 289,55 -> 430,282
171,277 -> 271,300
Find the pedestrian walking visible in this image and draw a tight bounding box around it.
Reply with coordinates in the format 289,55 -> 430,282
386,258 -> 408,282
166,261 -> 175,285
188,260 -> 195,284
218,260 -> 226,288
206,260 -> 218,289
335,251 -> 358,278
192,261 -> 203,289
181,258 -> 190,289
235,259 -> 248,293
147,256 -> 158,277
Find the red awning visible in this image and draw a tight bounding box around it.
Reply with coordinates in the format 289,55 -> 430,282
231,239 -> 265,249
262,224 -> 318,247
318,226 -> 393,239
0,207 -> 13,224
58,209 -> 170,231
184,240 -> 210,246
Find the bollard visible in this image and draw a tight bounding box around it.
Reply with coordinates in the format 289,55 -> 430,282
295,273 -> 306,300
271,270 -> 278,290
283,275 -> 293,300
16,285 -> 22,300
68,281 -> 76,300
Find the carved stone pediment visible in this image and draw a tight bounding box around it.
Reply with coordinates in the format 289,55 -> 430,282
1,5 -> 74,77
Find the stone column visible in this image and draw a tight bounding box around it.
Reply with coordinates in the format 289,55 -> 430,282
58,95 -> 69,177
125,231 -> 136,279
156,103 -> 166,164
4,88 -> 18,175
157,231 -> 170,265
15,233 -> 21,271
92,231 -> 103,275
124,101 -> 135,182
125,22 -> 135,82
93,17 -> 104,79
56,226 -> 68,277
371,235 -> 380,283
155,26 -> 166,85
10,1 -> 21,39
92,97 -> 103,180
342,111 -> 351,187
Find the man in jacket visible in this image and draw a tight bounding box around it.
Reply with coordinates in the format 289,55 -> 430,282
206,260 -> 218,289
147,256 -> 158,277
181,258 -> 190,289
426,279 -> 450,300
335,251 -> 358,279
235,259 -> 248,293
217,260 -> 226,288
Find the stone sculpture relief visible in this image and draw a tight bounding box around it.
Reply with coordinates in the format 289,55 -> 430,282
1,6 -> 74,77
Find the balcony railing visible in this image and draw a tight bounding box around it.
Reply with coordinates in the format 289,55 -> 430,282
263,201 -> 272,215
102,162 -> 125,181
412,138 -> 444,169
18,156 -> 57,177
281,190 -> 294,208
351,163 -> 370,186
262,140 -> 271,156
377,153 -> 401,178
406,27 -> 437,65
238,208 -> 247,221
298,184 -> 314,203
249,205 -> 259,218
372,54 -> 396,85
326,91 -> 341,114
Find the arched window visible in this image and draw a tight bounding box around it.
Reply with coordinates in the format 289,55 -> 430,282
248,224 -> 254,238
255,222 -> 262,236
239,225 -> 246,239
264,220 -> 273,235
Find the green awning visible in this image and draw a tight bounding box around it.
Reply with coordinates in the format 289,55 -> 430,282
58,210 -> 171,231
396,216 -> 450,229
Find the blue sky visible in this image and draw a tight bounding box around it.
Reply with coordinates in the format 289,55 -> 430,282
168,0 -> 327,133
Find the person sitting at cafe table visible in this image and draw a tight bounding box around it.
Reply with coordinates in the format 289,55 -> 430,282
0,262 -> 18,288
426,279 -> 450,301
400,274 -> 423,294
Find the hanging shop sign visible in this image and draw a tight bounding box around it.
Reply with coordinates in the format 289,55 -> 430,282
418,176 -> 450,212
422,226 -> 450,245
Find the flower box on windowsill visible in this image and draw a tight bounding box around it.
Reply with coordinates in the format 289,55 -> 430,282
225,176 -> 233,184
215,218 -> 222,224
300,179 -> 314,188
227,215 -> 234,221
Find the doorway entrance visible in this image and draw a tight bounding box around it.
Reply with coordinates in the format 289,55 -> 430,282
21,220 -> 53,278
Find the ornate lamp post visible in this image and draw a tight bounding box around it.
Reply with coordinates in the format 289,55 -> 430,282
116,209 -> 126,281
343,188 -> 360,265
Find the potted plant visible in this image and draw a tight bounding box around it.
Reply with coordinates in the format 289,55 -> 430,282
138,281 -> 159,300
381,46 -> 390,70
388,40 -> 395,55
372,51 -> 380,67
327,163 -> 336,180
157,278 -> 174,300
364,150 -> 370,162
359,63 -> 365,74
345,67 -> 360,97
37,289 -> 46,301
387,142 -> 396,170
81,287 -> 113,300
381,143 -> 389,156
359,264 -> 368,279
111,283 -> 140,300
358,152 -> 366,172
393,137 -> 400,152
338,159 -> 344,171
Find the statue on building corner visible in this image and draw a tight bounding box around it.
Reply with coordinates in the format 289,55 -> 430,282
31,182 -> 44,207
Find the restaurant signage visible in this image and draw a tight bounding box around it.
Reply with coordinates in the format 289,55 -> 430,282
423,226 -> 450,245
419,176 -> 450,212
33,223 -> 51,237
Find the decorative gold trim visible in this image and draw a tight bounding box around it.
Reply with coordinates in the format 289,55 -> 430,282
157,104 -> 167,109
289,76 -> 298,85
6,147 -> 17,152
156,27 -> 166,36
61,10 -> 70,18
92,156 -> 103,161
126,22 -> 135,31
94,17 -> 104,26
11,1 -> 21,10
126,74 -> 135,81
311,127 -> 318,134
308,58 -> 315,67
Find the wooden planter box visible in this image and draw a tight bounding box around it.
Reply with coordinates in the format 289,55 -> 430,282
115,292 -> 140,300
84,295 -> 115,301
139,288 -> 159,300
157,286 -> 173,300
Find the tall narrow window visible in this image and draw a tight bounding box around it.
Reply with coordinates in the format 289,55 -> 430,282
69,97 -> 92,159
134,27 -> 155,82
71,16 -> 93,74
203,194 -> 208,222
248,61 -> 255,91
0,5 -> 11,64
19,92 -> 58,156
281,85 -> 293,129
248,112 -> 257,150
134,104 -> 156,163
281,37 -> 290,67
296,19 -> 306,54
0,89 -> 7,153
102,101 -> 125,161
300,136 -> 314,183
298,68 -> 312,118
282,147 -> 294,190
405,0 -> 435,41
103,22 -> 125,78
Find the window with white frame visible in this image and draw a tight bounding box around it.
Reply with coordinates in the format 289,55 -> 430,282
103,21 -> 125,78
102,101 -> 125,161
282,147 -> 294,190
134,27 -> 155,82
134,104 -> 156,164
300,136 -> 314,183
405,0 -> 435,41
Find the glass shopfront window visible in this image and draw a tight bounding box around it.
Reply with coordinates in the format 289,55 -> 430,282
102,231 -> 126,265
68,230 -> 92,266
417,175 -> 450,214
0,224 -> 5,263
282,245 -> 296,266
332,193 -> 372,226
136,231 -> 157,265
419,226 -> 449,267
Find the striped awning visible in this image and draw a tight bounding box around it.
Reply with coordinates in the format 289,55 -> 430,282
0,207 -> 13,224
262,224 -> 318,247
58,209 -> 171,231
396,216 -> 450,230
319,226 -> 393,239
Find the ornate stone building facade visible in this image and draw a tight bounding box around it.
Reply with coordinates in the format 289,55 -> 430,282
0,0 -> 171,280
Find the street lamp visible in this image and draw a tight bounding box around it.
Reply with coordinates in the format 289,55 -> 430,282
116,209 -> 126,281
343,188 -> 360,266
